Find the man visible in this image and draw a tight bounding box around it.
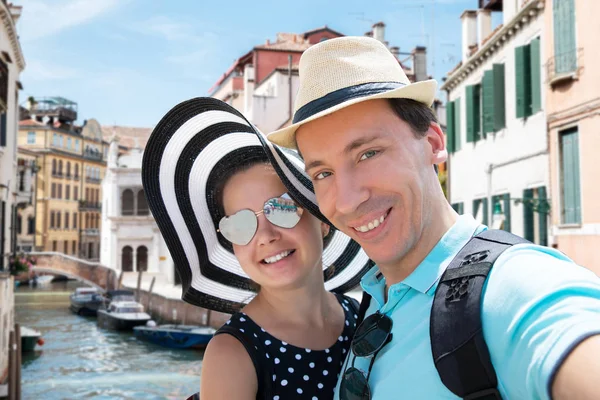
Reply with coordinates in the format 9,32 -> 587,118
267,36 -> 600,399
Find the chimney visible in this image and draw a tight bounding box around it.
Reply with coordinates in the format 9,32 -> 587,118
460,10 -> 477,63
412,46 -> 427,82
390,46 -> 400,58
364,31 -> 373,37
477,9 -> 492,47
372,22 -> 385,43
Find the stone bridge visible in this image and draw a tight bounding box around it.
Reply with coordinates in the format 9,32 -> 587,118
29,252 -> 119,291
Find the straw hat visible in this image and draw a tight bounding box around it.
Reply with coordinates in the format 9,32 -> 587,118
267,36 -> 437,149
141,97 -> 373,314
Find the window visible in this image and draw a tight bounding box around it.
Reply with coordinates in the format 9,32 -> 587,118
85,213 -> 90,228
523,187 -> 548,246
466,84 -> 482,142
553,0 -> 577,74
17,215 -> 22,234
56,212 -> 61,228
27,216 -> 34,234
85,188 -> 89,202
122,246 -> 133,272
50,211 -> 55,228
75,139 -> 80,151
66,185 -> 70,200
137,190 -> 149,215
65,213 -> 69,229
122,189 -> 134,215
52,240 -> 57,252
491,193 -> 511,232
0,113 -> 6,147
559,127 -> 581,224
51,183 -> 56,198
482,64 -> 506,134
74,186 -> 79,201
72,241 -> 77,255
58,160 -> 63,175
95,213 -> 100,229
515,38 -> 542,118
64,240 -> 68,254
67,137 -> 72,149
451,202 -> 464,214
74,164 -> 79,178
66,162 -> 71,177
53,133 -> 58,147
137,246 -> 148,272
52,159 -> 57,175
18,170 -> 25,191
473,198 -> 489,226
58,184 -> 62,199
27,131 -> 35,144
446,99 -> 461,153
59,136 -> 63,147
73,212 -> 78,229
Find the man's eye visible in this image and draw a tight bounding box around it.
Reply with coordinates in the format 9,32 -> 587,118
315,171 -> 332,180
359,150 -> 378,161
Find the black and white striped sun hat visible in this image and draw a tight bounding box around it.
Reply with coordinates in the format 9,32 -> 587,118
142,97 -> 373,314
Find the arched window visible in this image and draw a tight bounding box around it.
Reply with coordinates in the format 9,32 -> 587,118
121,246 -> 133,272
137,190 -> 149,215
122,189 -> 134,215
74,164 -> 79,178
136,246 -> 148,272
66,162 -> 71,177
58,160 -> 63,175
52,159 -> 57,175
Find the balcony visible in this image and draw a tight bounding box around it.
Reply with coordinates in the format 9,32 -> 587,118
86,177 -> 101,184
83,149 -> 103,161
546,48 -> 583,87
52,172 -> 64,179
79,200 -> 102,210
73,175 -> 80,181
82,228 -> 99,236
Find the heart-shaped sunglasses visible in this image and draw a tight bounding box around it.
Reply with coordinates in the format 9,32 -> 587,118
218,193 -> 304,245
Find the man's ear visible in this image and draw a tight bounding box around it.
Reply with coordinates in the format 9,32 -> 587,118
427,122 -> 448,165
321,223 -> 330,238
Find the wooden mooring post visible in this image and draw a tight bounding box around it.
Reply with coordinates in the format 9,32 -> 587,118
117,271 -> 124,290
136,270 -> 143,302
15,325 -> 21,400
147,276 -> 156,311
8,325 -> 21,400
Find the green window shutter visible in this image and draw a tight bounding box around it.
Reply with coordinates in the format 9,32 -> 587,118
474,84 -> 482,139
503,193 -> 511,232
553,0 -> 577,74
459,202 -> 464,214
454,97 -> 461,151
482,198 -> 488,226
493,64 -> 506,130
473,199 -> 480,220
446,101 -> 455,153
561,128 -> 581,224
466,86 -> 475,143
482,70 -> 495,134
530,38 -> 542,114
538,187 -> 548,246
523,188 -> 535,241
515,45 -> 531,118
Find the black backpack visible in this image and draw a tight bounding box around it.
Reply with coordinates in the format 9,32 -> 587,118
356,229 -> 529,400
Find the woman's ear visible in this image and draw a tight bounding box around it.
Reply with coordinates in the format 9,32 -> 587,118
321,223 -> 330,238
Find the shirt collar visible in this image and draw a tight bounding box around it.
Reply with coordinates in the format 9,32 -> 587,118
361,214 -> 484,304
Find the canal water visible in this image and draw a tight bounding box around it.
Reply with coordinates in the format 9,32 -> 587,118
15,280 -> 203,399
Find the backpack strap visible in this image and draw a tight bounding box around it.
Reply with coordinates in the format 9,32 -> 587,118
356,290 -> 372,327
215,325 -> 272,399
430,229 -> 529,399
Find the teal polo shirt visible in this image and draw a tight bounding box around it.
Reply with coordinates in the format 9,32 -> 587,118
334,214 -> 600,399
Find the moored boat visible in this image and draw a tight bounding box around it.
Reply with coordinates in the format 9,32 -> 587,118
69,287 -> 104,316
133,324 -> 216,349
20,326 -> 44,352
97,292 -> 151,331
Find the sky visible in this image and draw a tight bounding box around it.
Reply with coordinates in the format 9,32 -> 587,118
14,0 -> 501,128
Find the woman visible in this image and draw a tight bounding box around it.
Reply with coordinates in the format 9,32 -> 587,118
141,98 -> 372,399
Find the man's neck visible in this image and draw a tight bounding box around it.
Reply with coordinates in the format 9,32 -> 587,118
380,203 -> 458,293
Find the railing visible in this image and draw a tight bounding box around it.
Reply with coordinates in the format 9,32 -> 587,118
83,150 -> 103,161
82,228 -> 100,236
86,177 -> 101,184
546,48 -> 583,86
52,172 -> 64,178
79,200 -> 102,210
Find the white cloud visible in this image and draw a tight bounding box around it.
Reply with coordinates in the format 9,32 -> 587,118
18,0 -> 123,42
130,16 -> 218,44
22,59 -> 80,81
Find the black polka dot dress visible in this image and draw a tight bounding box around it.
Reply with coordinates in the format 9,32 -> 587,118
215,294 -> 359,400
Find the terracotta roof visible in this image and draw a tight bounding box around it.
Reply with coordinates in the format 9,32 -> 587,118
101,125 -> 153,150
19,119 -> 44,126
481,23 -> 504,47
302,26 -> 344,38
254,41 -> 311,52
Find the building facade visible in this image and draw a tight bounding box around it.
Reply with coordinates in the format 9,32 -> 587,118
100,138 -> 176,282
441,0 -> 550,245
545,0 -> 600,267
18,99 -> 108,260
0,3 -> 24,270
14,147 -> 38,252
